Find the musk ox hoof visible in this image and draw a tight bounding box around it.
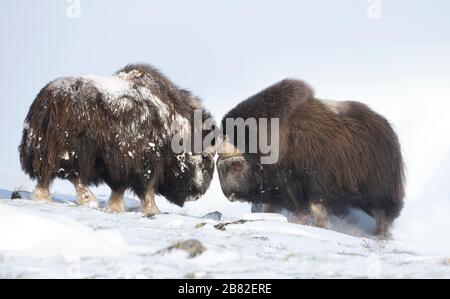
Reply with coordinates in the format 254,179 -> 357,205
374,230 -> 393,240
86,200 -> 99,209
201,211 -> 222,221
106,201 -> 126,214
287,213 -> 313,225
32,188 -> 52,204
141,205 -> 161,217
75,192 -> 97,207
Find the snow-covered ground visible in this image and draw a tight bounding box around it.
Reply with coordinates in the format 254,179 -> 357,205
0,190 -> 448,279
1,82 -> 449,279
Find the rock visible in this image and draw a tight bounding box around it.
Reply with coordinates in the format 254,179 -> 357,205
157,239 -> 206,258
195,223 -> 207,229
214,219 -> 253,231
201,211 -> 222,221
10,191 -> 22,200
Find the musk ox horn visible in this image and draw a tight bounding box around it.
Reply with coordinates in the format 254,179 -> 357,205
217,138 -> 242,160
203,145 -> 216,157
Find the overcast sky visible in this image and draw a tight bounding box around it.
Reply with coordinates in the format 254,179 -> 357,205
1,0 -> 449,214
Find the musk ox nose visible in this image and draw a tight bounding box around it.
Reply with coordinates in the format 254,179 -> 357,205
190,183 -> 206,195
217,155 -> 251,200
185,194 -> 202,202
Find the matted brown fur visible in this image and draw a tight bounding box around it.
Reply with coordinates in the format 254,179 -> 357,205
217,79 -> 405,234
19,63 -> 215,207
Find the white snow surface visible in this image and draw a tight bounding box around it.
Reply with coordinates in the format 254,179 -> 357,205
0,194 -> 448,279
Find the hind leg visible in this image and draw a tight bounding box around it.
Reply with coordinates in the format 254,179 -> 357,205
139,181 -> 160,216
310,201 -> 328,228
32,181 -> 52,204
107,188 -> 126,213
373,210 -> 392,238
287,211 -> 313,225
69,178 -> 97,207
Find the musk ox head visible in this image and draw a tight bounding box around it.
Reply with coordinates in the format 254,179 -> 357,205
159,108 -> 217,206
216,140 -> 265,203
159,146 -> 216,206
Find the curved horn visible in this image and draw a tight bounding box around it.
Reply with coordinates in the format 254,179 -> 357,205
203,145 -> 216,157
217,138 -> 242,159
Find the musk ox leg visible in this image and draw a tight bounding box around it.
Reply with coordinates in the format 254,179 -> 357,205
373,210 -> 391,238
107,189 -> 126,213
32,183 -> 52,204
287,211 -> 313,225
251,203 -> 263,213
310,201 -> 328,228
70,178 -> 97,207
140,183 -> 160,216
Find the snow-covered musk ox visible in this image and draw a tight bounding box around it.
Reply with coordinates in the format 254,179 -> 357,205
217,79 -> 404,236
19,64 -> 215,215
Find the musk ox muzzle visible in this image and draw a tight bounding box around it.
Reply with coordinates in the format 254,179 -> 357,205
217,153 -> 252,202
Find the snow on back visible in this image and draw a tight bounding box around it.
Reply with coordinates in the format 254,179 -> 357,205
172,113 -> 191,139
48,72 -> 191,143
83,75 -> 129,98
83,74 -> 171,123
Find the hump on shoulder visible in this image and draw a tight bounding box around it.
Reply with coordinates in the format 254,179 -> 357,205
234,79 -> 315,119
263,79 -> 315,120
264,79 -> 314,104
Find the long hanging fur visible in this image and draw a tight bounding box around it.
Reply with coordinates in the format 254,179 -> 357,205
19,63 -> 215,206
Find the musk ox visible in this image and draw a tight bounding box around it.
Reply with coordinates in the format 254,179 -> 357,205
19,63 -> 215,215
217,79 -> 404,236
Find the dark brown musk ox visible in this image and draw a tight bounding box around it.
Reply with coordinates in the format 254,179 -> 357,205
216,79 -> 404,236
19,63 -> 216,215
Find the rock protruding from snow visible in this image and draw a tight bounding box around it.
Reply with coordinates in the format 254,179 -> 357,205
157,239 -> 206,258
201,211 -> 222,221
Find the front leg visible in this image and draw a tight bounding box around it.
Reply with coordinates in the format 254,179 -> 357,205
373,210 -> 391,238
70,178 -> 97,207
107,188 -> 126,213
140,181 -> 161,216
309,201 -> 328,228
287,211 -> 313,225
32,183 -> 52,204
